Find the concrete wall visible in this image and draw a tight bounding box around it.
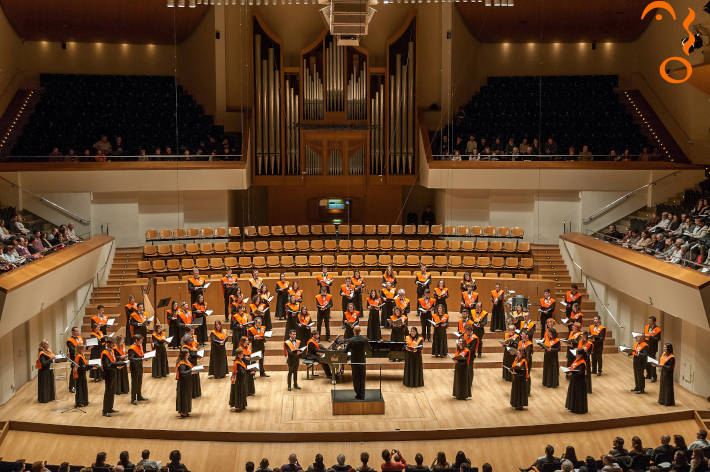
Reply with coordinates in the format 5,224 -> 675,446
0,6 -> 22,116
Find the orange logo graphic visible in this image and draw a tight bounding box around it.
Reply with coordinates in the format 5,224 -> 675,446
641,1 -> 696,84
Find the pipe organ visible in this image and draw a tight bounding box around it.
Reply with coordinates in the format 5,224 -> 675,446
252,15 -> 416,180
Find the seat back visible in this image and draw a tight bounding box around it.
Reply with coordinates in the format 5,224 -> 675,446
310,240 -> 324,252
311,224 -> 324,236
403,225 -> 416,235
297,225 -> 310,236
228,226 -> 241,238
227,241 -> 241,253
284,225 -> 297,236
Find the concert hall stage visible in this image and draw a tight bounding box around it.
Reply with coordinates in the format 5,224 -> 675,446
0,354 -> 707,443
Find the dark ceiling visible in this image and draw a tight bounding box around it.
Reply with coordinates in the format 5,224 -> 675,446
0,0 -> 209,44
457,0 -> 653,43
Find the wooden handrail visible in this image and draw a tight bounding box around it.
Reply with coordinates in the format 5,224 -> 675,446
0,235 -> 114,293
560,232 -> 710,289
427,161 -> 701,170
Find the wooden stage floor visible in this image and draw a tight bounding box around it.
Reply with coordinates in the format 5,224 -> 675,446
0,354 -> 707,442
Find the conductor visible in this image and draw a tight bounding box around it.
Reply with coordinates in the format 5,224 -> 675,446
345,326 -> 369,400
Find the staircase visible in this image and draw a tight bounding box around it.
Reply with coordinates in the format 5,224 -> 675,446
531,244 -> 618,347
0,89 -> 40,159
610,190 -> 686,234
618,89 -> 688,163
81,248 -> 142,332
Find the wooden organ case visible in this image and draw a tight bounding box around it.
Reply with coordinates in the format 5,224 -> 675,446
252,14 -> 417,185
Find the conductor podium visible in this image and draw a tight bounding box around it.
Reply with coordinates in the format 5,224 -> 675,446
331,388 -> 385,415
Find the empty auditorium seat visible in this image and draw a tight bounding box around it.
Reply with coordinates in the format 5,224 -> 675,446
284,225 -> 297,236
187,228 -> 200,239
448,240 -> 461,252
448,255 -> 462,268
392,254 -> 406,267
253,256 -> 267,269
185,243 -> 199,256
444,225 -> 456,237
195,258 -> 210,270
515,273 -> 527,279
201,227 -> 214,239
393,240 -> 406,251
296,240 -> 310,252
406,255 -> 419,266
239,257 -> 253,269
311,225 -> 324,236
308,255 -> 322,267
152,260 -> 167,273
351,225 -> 364,235
433,255 -> 447,268
215,227 -> 227,238
297,225 -> 310,237
520,258 -> 534,270
365,225 -> 377,235
491,257 -> 505,269
310,240 -> 324,252
498,227 -> 510,238
160,229 -> 173,240
365,254 -> 378,267
462,256 -> 476,268
475,241 -> 488,252
157,244 -> 171,257
255,241 -> 269,253
338,225 -> 350,236
324,225 -> 337,236
403,225 -> 416,236
165,275 -> 180,281
380,240 -> 393,251
476,256 -> 490,268
434,240 -> 447,252
417,225 -> 429,236
517,242 -> 531,253
322,255 -> 335,266
336,254 -> 349,266
172,244 -> 186,256
166,259 -> 181,272
505,257 -> 518,269
500,273 -> 513,279
377,225 -> 389,236
420,255 -> 434,266
146,230 -> 159,242
420,240 -> 434,251
351,240 -> 365,251
271,226 -> 284,237
470,226 -> 483,238
511,227 -> 524,238
280,255 -> 294,268
461,241 -> 475,252
295,255 -> 308,268
430,225 -> 443,236
324,240 -> 337,251
225,257 -> 238,269
243,226 -> 257,237
228,241 -> 241,254
213,242 -> 227,254
138,260 -> 152,274
339,240 -> 352,251
483,226 -> 496,237
378,254 -> 392,267
269,241 -> 283,253
390,225 -> 403,236
242,242 -> 256,253
457,226 -> 469,237
210,257 -> 224,270
181,258 -> 195,271
502,241 -> 516,252
200,243 -> 214,255
228,227 -> 241,238
283,241 -> 296,252
488,241 -> 502,252
350,255 -> 364,266
366,240 -> 379,251
144,245 -> 157,257
407,240 -> 420,251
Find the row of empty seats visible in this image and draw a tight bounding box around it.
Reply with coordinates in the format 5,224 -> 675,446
138,254 -> 534,274
139,271 -> 543,281
143,239 -> 532,258
145,224 -> 525,242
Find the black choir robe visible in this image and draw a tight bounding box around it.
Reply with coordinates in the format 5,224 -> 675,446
128,347 -> 144,401
37,353 -> 56,403
502,336 -> 518,382
658,356 -> 675,406
510,361 -> 528,409
490,291 -> 506,332
565,361 -> 588,414
176,362 -> 193,415
209,331 -> 228,379
89,334 -> 104,381
229,361 -> 248,410
275,282 -> 289,320
431,315 -> 449,357
367,300 -> 382,341
73,355 -> 90,407
542,341 -> 561,388
403,336 -> 424,388
186,348 -> 202,398
453,349 -> 470,400
151,334 -> 170,378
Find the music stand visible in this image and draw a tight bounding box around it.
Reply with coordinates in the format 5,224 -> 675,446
156,298 -> 171,325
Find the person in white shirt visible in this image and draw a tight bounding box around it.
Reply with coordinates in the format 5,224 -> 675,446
0,219 -> 11,242
10,215 -> 30,235
66,223 -> 81,242
690,218 -> 708,239
688,430 -> 709,451
650,212 -> 671,231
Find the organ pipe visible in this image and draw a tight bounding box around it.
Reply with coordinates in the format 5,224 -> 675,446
386,32 -> 415,175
